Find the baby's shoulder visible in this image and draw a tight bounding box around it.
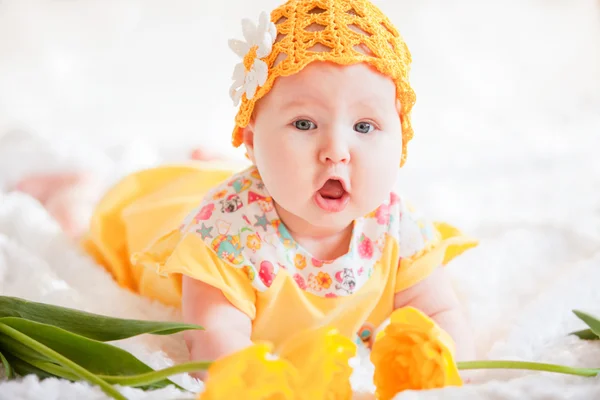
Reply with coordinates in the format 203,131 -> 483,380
176,167 -> 282,291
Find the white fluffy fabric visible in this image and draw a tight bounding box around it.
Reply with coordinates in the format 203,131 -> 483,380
1,0 -> 600,398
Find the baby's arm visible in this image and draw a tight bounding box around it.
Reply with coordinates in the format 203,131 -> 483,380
393,267 -> 476,361
182,276 -> 253,379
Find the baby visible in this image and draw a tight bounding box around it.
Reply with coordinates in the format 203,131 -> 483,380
13,0 -> 478,378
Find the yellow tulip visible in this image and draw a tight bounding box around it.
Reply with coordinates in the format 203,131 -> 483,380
278,326 -> 356,399
198,343 -> 300,400
370,307 -> 462,400
198,328 -> 356,400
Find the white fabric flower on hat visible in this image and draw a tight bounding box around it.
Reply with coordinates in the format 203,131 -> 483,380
228,11 -> 277,106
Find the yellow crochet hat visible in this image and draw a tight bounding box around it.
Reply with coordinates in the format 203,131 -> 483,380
228,0 -> 416,166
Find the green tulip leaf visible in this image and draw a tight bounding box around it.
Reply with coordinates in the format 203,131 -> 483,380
0,322 -> 129,400
571,328 -> 599,340
572,310 -> 600,339
0,332 -> 50,362
0,318 -> 178,389
0,296 -> 202,341
5,354 -> 58,381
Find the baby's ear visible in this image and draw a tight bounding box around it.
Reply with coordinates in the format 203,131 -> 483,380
396,99 -> 402,113
242,122 -> 256,163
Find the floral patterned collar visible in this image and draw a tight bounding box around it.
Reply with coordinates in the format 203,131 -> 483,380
185,166 -> 397,298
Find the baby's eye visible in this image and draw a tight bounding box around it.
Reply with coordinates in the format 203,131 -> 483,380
354,121 -> 374,134
293,119 -> 317,131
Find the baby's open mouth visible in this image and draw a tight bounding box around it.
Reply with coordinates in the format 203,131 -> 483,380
314,179 -> 349,213
318,179 -> 346,200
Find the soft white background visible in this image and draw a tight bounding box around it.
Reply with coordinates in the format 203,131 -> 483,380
2,0 -> 599,156
1,1 -> 600,399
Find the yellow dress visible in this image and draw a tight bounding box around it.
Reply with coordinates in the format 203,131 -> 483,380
81,162 -> 477,346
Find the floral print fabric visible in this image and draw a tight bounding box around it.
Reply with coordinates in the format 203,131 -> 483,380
179,166 -> 436,298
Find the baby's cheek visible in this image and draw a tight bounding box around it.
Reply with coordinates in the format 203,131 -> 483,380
257,142 -> 298,177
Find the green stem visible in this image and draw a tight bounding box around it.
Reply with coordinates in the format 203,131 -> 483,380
99,361 -> 211,387
0,323 -> 126,400
15,348 -> 209,389
457,360 -> 599,377
0,350 -> 13,379
28,358 -> 210,388
26,359 -> 80,381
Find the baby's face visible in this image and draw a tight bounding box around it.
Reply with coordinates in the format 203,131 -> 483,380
244,62 -> 402,236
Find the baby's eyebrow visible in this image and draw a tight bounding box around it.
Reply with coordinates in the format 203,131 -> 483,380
349,97 -> 391,113
354,92 -> 391,106
277,94 -> 393,114
279,96 -> 327,111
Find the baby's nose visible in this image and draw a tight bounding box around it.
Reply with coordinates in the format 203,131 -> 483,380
319,135 -> 350,165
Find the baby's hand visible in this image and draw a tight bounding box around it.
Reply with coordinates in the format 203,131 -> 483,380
393,267 -> 476,362
182,276 -> 253,380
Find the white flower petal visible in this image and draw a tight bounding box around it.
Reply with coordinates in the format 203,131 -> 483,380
244,70 -> 257,87
229,82 -> 244,106
245,79 -> 259,100
253,59 -> 269,86
256,33 -> 273,58
241,18 -> 257,45
229,11 -> 278,105
229,83 -> 238,98
228,39 -> 250,58
232,62 -> 246,84
231,79 -> 244,93
268,21 -> 277,42
230,85 -> 243,106
257,11 -> 269,36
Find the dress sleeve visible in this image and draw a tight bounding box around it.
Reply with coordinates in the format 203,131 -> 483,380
394,201 -> 478,293
132,226 -> 257,320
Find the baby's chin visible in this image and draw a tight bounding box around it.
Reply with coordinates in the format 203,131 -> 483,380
275,198 -> 370,236
303,206 -> 367,234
